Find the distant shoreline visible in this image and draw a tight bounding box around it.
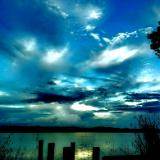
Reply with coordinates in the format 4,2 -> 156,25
0,126 -> 159,133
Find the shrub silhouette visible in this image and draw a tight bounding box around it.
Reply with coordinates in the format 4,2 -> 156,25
134,115 -> 160,160
0,135 -> 26,160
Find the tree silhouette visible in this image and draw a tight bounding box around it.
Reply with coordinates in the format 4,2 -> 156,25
134,115 -> 160,160
148,21 -> 160,57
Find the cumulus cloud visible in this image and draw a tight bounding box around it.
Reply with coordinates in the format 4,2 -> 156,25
71,102 -> 99,112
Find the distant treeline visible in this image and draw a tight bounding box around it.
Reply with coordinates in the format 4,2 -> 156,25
0,126 -> 160,133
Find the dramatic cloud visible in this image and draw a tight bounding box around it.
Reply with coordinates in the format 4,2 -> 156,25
0,0 -> 160,127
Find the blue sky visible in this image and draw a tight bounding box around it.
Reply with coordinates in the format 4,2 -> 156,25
0,0 -> 160,127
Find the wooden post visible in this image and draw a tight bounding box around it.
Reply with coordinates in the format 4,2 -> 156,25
38,140 -> 43,160
47,143 -> 55,160
92,147 -> 100,160
63,142 -> 75,160
71,142 -> 75,160
63,147 -> 71,160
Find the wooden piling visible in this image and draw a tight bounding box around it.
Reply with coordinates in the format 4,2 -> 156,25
47,143 -> 55,160
71,142 -> 75,160
92,147 -> 100,160
38,140 -> 43,160
63,142 -> 75,160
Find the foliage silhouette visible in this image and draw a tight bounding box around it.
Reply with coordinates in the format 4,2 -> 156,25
148,21 -> 160,57
134,115 -> 160,160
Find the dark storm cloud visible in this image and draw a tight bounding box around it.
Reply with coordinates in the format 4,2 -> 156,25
25,90 -> 92,103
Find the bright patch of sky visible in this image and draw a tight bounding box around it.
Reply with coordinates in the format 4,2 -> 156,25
87,8 -> 102,20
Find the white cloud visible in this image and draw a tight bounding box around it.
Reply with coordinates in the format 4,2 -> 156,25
85,86 -> 95,91
103,31 -> 138,46
111,32 -> 137,45
124,101 -> 141,106
26,102 -> 80,123
108,94 -> 126,102
42,47 -> 68,64
74,78 -> 86,88
43,51 -> 63,64
87,8 -> 102,20
71,102 -> 99,112
22,38 -> 37,52
102,37 -> 111,44
124,99 -> 158,107
54,80 -> 62,85
0,91 -> 9,97
53,105 -> 80,122
85,25 -> 95,31
89,46 -> 138,68
138,27 -> 153,35
45,0 -> 69,18
136,68 -> 158,83
90,33 -> 100,41
102,27 -> 153,48
0,105 -> 24,108
93,112 -> 116,119
133,65 -> 160,92
16,37 -> 37,57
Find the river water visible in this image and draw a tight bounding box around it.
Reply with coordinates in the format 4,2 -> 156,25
0,132 -> 137,160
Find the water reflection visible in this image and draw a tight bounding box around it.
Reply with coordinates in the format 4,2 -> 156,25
75,148 -> 92,160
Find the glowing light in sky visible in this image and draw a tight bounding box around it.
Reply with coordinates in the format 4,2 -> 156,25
87,8 -> 102,20
43,47 -> 67,64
